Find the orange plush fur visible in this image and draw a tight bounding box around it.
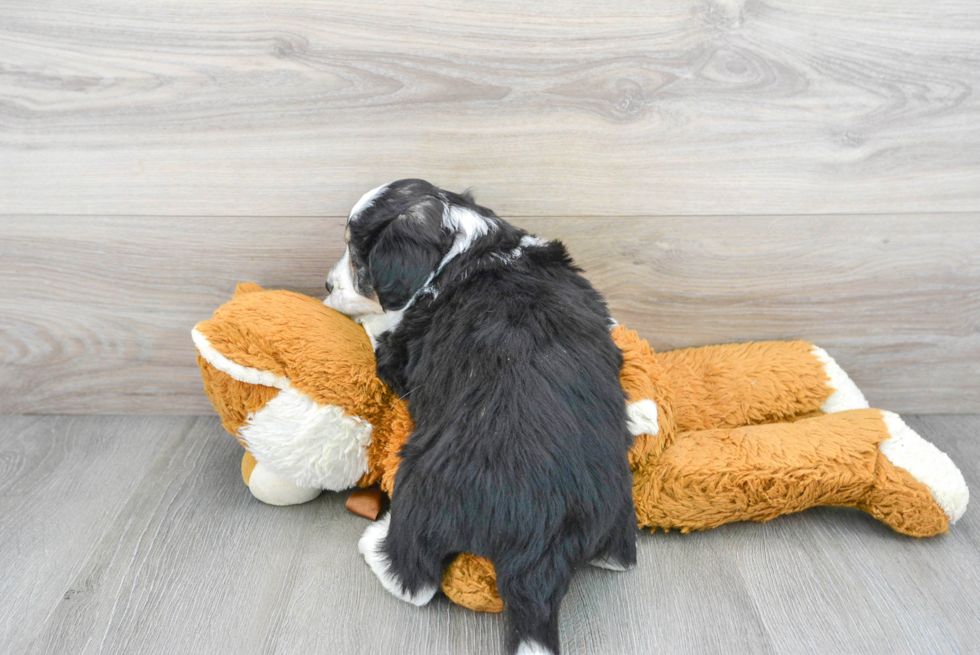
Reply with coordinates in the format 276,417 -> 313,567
195,284 -> 965,613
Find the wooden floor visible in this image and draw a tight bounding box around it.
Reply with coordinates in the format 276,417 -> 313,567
2,414 -> 977,654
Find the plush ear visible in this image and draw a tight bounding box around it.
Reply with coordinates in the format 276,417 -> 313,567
234,282 -> 264,296
368,215 -> 445,311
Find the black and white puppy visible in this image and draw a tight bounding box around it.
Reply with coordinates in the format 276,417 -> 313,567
324,179 -> 636,655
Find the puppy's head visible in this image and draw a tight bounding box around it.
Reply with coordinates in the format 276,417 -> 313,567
324,179 -> 495,320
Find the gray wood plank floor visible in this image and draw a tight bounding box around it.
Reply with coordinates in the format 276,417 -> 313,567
1,414 -> 977,654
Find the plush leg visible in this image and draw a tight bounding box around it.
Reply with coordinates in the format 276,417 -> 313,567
441,552 -> 505,613
241,451 -> 322,506
657,341 -> 868,433
861,411 -> 968,534
633,409 -> 967,536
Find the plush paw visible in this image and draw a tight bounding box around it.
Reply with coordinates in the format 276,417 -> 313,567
879,411 -> 969,523
626,399 -> 659,437
811,346 -> 869,413
247,461 -> 322,506
358,514 -> 437,606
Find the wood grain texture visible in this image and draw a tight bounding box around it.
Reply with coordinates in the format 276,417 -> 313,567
0,415 -> 198,655
1,0 -> 979,216
732,413 -> 980,653
1,214 -> 977,414
1,414 -> 977,654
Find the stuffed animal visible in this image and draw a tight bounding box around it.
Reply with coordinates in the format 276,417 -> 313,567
193,283 -> 969,613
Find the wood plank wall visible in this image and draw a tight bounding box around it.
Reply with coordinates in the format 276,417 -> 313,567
1,0 -> 978,413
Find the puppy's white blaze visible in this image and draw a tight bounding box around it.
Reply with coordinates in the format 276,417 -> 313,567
324,247 -> 385,317
358,514 -> 438,606
438,204 -> 495,273
811,346 -> 869,413
324,246 -> 350,295
879,411 -> 969,523
349,183 -> 389,221
627,399 -> 659,436
515,640 -> 554,655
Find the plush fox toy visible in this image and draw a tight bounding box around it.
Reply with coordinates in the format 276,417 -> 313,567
193,283 -> 969,612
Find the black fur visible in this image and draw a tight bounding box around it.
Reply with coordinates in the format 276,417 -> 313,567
346,179 -> 636,655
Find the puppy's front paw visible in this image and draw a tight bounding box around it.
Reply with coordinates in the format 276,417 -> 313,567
357,514 -> 437,606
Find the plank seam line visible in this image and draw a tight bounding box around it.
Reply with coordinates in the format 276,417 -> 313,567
1,211 -> 978,220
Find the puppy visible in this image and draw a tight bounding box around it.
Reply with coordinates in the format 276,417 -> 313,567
325,179 -> 636,655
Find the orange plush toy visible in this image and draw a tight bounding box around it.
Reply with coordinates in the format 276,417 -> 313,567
193,283 -> 969,612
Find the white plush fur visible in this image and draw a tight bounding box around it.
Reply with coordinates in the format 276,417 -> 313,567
879,411 -> 969,523
192,328 -> 290,390
358,514 -> 438,606
247,461 -> 322,506
626,399 -> 659,437
811,346 -> 869,413
239,386 -> 373,491
515,640 -> 554,655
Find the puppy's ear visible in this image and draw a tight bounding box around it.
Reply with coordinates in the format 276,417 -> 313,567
368,214 -> 445,311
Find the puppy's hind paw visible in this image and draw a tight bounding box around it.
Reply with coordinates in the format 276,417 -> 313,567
516,640 -> 556,655
589,555 -> 635,572
357,514 -> 438,606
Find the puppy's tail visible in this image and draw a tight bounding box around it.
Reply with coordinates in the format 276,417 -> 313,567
497,553 -> 572,655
